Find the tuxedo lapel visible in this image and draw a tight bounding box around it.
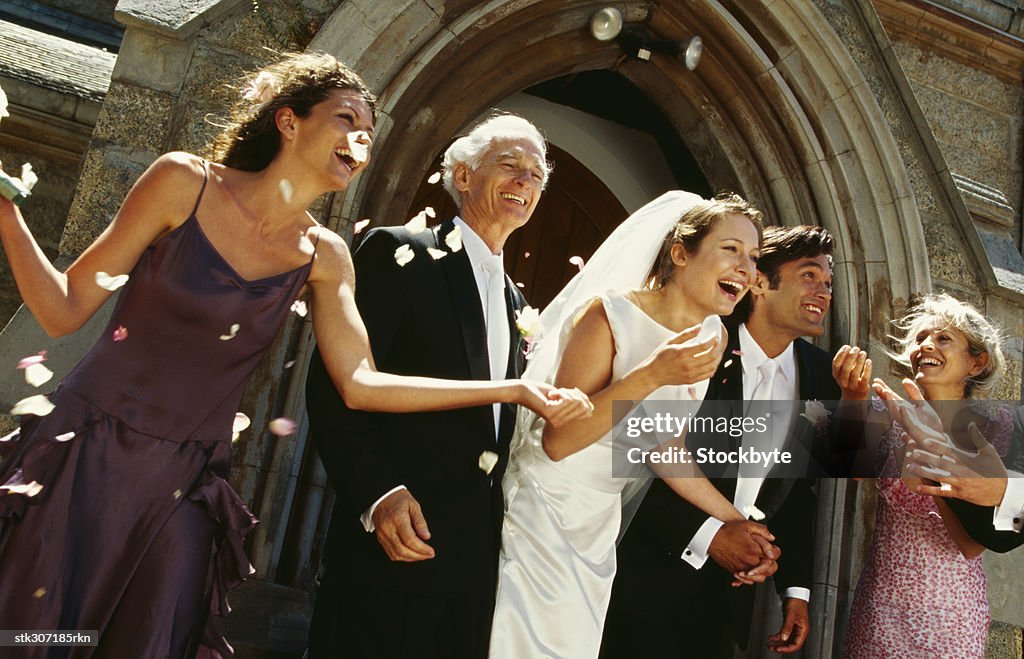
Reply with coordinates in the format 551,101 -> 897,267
434,222 -> 490,382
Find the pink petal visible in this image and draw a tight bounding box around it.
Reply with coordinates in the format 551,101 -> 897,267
17,350 -> 47,369
354,219 -> 371,235
268,417 -> 297,436
731,349 -> 744,357
112,325 -> 128,342
569,255 -> 585,271
524,251 -> 531,259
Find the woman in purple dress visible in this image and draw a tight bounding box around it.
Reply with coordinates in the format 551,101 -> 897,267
839,294 -> 1009,658
0,53 -> 589,657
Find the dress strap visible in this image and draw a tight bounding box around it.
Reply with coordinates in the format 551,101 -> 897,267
308,222 -> 321,263
189,159 -> 210,218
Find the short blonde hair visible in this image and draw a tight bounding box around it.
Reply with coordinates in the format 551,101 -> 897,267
890,293 -> 1005,398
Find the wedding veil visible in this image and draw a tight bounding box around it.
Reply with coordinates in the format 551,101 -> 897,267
505,190 -> 707,521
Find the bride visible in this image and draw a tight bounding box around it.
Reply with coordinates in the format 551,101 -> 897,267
489,191 -> 775,658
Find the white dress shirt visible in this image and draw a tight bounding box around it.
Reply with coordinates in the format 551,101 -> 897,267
360,218 -> 502,532
681,324 -> 810,602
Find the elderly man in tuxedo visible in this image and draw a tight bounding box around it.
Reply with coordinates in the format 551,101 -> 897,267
603,224 -> 852,657
305,113 -> 576,658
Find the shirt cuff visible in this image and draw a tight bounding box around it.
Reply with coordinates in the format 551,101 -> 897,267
681,517 -> 724,569
360,485 -> 407,532
994,472 -> 1024,532
784,587 -> 811,602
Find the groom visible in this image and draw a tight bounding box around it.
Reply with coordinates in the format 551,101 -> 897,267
305,114 -> 550,657
603,225 -> 843,657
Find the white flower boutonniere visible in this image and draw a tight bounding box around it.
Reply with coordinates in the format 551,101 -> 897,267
800,399 -> 832,433
515,305 -> 541,359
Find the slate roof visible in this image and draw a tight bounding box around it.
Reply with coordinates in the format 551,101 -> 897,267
0,18 -> 115,102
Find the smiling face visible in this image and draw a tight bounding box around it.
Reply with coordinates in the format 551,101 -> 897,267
751,253 -> 833,342
669,213 -> 760,318
908,318 -> 989,399
289,88 -> 375,191
453,137 -> 546,236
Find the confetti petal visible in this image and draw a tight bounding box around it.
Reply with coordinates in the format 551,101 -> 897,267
54,432 -> 75,442
219,323 -> 240,341
0,84 -> 8,120
445,225 -> 463,252
24,363 -> 53,387
33,588 -> 45,599
10,394 -> 55,416
347,131 -> 369,164
524,251 -> 531,259
723,359 -> 733,369
479,450 -> 499,475
939,482 -> 953,492
424,206 -> 436,219
0,470 -> 43,498
404,210 -> 427,235
17,350 -> 47,369
515,282 -> 525,288
354,219 -> 371,235
731,349 -> 744,357
278,178 -> 294,204
95,271 -> 129,291
112,325 -> 128,342
427,247 -> 447,260
0,429 -> 18,442
242,71 -> 279,103
172,489 -> 182,500
427,171 -> 441,184
284,360 -> 296,369
291,300 -> 308,317
569,255 -> 585,271
233,412 -> 251,433
394,244 -> 414,267
19,163 -> 37,191
743,504 -> 765,521
268,417 -> 297,436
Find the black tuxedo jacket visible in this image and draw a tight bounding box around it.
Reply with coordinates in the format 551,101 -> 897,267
946,404 -> 1024,553
612,326 -> 840,644
306,220 -> 526,598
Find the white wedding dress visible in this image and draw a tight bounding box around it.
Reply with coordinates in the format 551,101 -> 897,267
489,291 -> 709,659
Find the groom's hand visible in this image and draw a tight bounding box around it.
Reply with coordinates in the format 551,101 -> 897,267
372,489 -> 435,562
767,598 -> 810,653
708,520 -> 779,575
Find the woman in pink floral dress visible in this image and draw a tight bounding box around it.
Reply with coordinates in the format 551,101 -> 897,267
841,294 -> 1010,658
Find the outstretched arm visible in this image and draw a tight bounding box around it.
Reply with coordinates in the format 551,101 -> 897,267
0,153 -> 200,336
307,230 -> 590,422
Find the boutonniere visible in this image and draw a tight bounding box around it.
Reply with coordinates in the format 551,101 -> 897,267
515,305 -> 541,359
800,399 -> 832,433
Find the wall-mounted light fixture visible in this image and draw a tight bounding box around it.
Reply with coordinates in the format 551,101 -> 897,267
589,7 -> 703,71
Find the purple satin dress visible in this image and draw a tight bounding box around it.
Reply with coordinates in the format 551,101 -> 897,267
0,165 -> 315,658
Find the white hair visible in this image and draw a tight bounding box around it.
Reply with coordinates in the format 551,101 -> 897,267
441,113 -> 550,208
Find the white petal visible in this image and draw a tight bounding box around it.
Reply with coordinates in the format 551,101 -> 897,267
939,482 -> 953,492
723,359 -> 733,369
24,363 -> 53,387
55,431 -> 75,442
0,480 -> 43,497
10,394 -> 55,417
278,178 -> 294,204
478,450 -> 499,475
95,271 -> 129,291
427,171 -> 441,184
347,131 -> 369,164
173,488 -> 183,499
219,323 -> 240,341
569,255 -> 585,271
290,299 -> 308,317
0,84 -> 8,119
445,225 -> 463,252
284,360 -> 296,369
0,429 -> 19,442
394,244 -> 414,267
424,206 -> 436,218
33,588 -> 46,599
268,417 -> 297,436
427,247 -> 447,260
19,163 -> 37,191
232,412 -> 251,433
404,211 -> 427,235
354,219 -> 371,235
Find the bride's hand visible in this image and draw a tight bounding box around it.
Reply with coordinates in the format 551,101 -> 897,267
515,380 -> 594,428
641,324 -> 724,388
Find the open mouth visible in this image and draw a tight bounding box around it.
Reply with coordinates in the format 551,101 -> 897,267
334,147 -> 358,170
802,303 -> 824,316
718,279 -> 744,299
500,192 -> 527,206
916,356 -> 943,371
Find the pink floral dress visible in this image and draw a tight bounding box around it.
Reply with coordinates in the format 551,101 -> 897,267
843,402 -> 1012,658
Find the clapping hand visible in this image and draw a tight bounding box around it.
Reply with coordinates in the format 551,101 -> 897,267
872,377 -> 943,434
643,323 -> 726,388
903,418 -> 1009,506
832,345 -> 872,400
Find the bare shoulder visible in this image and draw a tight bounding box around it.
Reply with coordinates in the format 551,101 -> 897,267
567,297 -> 613,350
308,225 -> 353,285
